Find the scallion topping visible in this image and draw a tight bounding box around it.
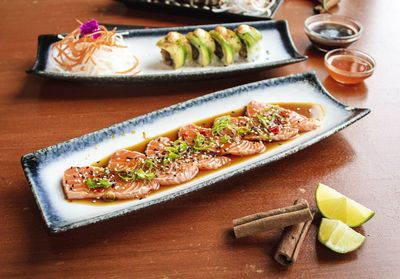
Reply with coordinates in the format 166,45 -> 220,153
212,116 -> 233,136
118,168 -> 155,181
85,177 -> 112,189
194,133 -> 212,151
220,134 -> 230,144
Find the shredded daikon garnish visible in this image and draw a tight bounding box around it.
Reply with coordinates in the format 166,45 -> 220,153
49,19 -> 140,76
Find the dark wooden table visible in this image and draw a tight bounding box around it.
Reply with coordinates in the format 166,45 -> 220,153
1,0 -> 399,278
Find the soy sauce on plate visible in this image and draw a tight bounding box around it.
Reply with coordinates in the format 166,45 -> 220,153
74,103 -> 323,206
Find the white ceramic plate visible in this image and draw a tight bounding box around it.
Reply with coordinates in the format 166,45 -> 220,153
21,72 -> 370,232
28,20 -> 306,83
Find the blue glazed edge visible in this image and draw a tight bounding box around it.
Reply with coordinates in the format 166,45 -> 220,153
121,0 -> 283,21
21,71 -> 371,233
28,20 -> 307,83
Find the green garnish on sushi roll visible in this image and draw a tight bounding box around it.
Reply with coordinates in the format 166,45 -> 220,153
235,24 -> 263,60
156,32 -> 193,69
186,28 -> 216,67
209,26 -> 242,66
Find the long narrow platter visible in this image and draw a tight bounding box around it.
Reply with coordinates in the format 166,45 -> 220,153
21,72 -> 370,233
120,0 -> 284,21
28,20 -> 306,83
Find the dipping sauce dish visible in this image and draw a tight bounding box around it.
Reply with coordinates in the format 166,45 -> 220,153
304,14 -> 363,52
324,49 -> 375,84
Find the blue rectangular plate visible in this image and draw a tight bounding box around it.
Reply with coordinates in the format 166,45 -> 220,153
21,72 -> 370,233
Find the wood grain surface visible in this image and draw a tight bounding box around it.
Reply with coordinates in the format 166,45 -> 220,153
1,0 -> 399,278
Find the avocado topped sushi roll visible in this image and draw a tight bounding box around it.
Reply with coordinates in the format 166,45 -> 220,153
156,32 -> 192,69
235,24 -> 263,60
209,26 -> 242,66
186,28 -> 216,67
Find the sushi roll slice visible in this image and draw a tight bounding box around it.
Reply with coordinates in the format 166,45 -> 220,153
156,32 -> 193,69
209,26 -> 242,66
186,28 -> 216,67
235,24 -> 263,60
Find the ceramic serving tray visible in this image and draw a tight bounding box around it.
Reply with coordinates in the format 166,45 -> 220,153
120,0 -> 284,21
21,72 -> 370,233
28,20 -> 306,83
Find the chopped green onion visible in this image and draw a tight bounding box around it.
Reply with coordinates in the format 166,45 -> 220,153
144,158 -> 156,170
256,114 -> 270,126
220,134 -> 230,144
166,152 -> 180,160
165,146 -> 179,154
85,177 -> 112,189
194,133 -> 211,151
162,139 -> 189,164
172,139 -> 188,153
236,126 -> 249,135
212,116 -> 233,136
85,178 -> 96,188
118,168 -> 155,181
118,172 -> 135,182
135,168 -> 154,180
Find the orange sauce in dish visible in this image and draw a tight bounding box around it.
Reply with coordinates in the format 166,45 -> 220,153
326,54 -> 373,84
73,102 -> 323,206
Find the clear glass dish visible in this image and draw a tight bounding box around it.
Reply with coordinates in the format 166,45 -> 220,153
324,49 -> 375,84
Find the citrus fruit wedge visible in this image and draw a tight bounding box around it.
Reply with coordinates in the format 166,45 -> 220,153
318,218 -> 365,253
316,183 -> 375,227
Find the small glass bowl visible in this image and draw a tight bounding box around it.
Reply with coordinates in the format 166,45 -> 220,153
324,49 -> 376,84
304,14 -> 363,52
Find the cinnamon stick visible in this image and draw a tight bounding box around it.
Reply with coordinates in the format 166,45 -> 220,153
274,199 -> 313,266
233,200 -> 312,238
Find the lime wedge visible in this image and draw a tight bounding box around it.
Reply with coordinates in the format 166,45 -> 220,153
316,183 -> 375,227
318,218 -> 365,253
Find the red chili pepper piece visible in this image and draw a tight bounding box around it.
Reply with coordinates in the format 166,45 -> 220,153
269,126 -> 280,135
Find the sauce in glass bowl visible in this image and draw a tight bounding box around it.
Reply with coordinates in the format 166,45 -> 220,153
325,49 -> 375,84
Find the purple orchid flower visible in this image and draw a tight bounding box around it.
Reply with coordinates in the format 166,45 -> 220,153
80,19 -> 101,39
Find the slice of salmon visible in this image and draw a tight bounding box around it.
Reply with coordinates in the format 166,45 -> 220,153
108,149 -> 146,172
221,140 -> 266,156
287,110 -> 321,132
246,100 -> 275,117
145,137 -> 171,157
212,115 -> 251,138
156,163 -> 199,186
179,122 -> 265,156
111,179 -> 160,200
178,124 -> 213,144
63,166 -> 159,200
193,153 -> 231,170
246,100 -> 320,132
244,127 -> 299,142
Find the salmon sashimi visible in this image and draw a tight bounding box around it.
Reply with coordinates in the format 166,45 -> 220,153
62,100 -> 323,202
146,136 -> 231,171
246,100 -> 273,116
221,139 -> 266,156
108,149 -> 146,172
193,153 -> 231,170
63,166 -> 160,200
155,163 -> 199,186
211,113 -> 295,143
246,100 -> 321,132
179,123 -> 265,156
178,124 -> 212,144
145,137 -> 171,157
144,136 -> 202,183
243,127 -> 299,142
287,110 -> 321,132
